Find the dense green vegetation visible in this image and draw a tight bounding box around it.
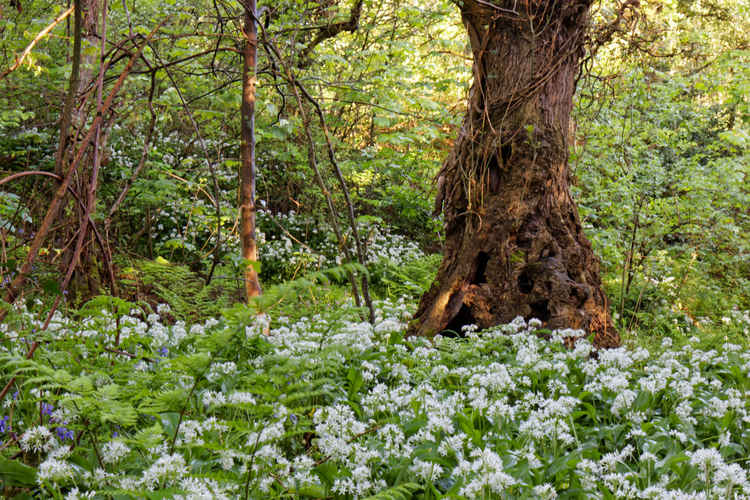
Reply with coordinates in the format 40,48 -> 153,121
0,0 -> 748,498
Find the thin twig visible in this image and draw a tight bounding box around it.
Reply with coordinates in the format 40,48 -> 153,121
0,19 -> 169,402
147,42 -> 224,285
259,32 -> 366,314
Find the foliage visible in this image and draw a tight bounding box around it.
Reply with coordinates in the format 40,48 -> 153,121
1,298 -> 750,498
573,0 -> 750,338
0,0 -> 749,497
118,258 -> 242,322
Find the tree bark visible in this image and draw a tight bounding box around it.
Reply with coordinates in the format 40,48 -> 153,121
410,0 -> 619,348
54,1 -> 83,178
240,0 -> 262,300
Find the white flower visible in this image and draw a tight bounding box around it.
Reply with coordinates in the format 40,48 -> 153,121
218,450 -> 238,470
202,390 -> 226,407
65,487 -> 95,499
206,361 -> 237,382
374,318 -> 401,333
140,453 -> 187,488
37,457 -> 74,483
611,389 -> 637,417
378,424 -> 409,459
533,483 -> 558,499
438,432 -> 466,458
688,448 -> 724,479
101,439 -> 130,464
313,405 -> 366,460
410,458 -> 443,481
456,448 -> 518,496
227,391 -> 256,405
719,431 -> 731,448
20,426 -> 56,454
703,397 -> 729,418
291,455 -> 316,485
175,477 -> 232,500
361,360 -> 381,382
246,420 -> 285,448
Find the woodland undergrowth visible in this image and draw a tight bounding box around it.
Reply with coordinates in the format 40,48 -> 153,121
1,267 -> 749,498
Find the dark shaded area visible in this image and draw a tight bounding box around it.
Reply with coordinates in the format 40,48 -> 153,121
444,303 -> 474,336
530,299 -> 551,321
518,270 -> 533,293
474,252 -> 489,284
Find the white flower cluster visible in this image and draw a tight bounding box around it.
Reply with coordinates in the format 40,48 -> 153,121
101,439 -> 130,464
19,425 -> 57,454
6,297 -> 750,499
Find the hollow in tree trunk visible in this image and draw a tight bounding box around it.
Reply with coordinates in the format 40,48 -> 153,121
410,0 -> 619,348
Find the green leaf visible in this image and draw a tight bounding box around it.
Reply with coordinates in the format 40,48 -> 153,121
347,366 -> 364,399
0,456 -> 37,486
243,258 -> 262,273
41,277 -> 61,295
314,461 -> 338,488
293,483 -> 327,497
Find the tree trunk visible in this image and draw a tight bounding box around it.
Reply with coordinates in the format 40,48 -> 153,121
58,0 -> 99,288
240,0 -> 262,300
410,0 -> 619,348
54,0 -> 83,178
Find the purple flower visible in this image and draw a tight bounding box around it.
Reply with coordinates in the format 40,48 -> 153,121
55,426 -> 74,441
159,346 -> 169,357
0,416 -> 9,433
41,402 -> 54,416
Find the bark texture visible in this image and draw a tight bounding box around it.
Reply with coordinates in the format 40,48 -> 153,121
240,0 -> 262,300
410,0 -> 619,348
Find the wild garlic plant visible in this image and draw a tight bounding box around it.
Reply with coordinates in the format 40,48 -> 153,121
1,298 -> 749,499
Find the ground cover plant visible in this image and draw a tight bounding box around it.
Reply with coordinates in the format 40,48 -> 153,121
1,295 -> 750,499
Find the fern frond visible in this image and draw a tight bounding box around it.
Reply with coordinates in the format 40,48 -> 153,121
363,482 -> 421,500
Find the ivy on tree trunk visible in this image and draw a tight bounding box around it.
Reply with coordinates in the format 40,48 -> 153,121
410,0 -> 620,348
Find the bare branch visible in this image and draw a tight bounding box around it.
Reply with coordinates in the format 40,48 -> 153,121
295,0 -> 364,66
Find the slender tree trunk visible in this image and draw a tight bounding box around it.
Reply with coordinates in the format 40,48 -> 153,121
59,0 -> 99,286
240,0 -> 261,300
54,0 -> 83,177
410,0 -> 619,348
71,0 -> 100,135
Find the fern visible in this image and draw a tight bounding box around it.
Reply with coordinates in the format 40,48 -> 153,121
282,388 -> 337,408
128,259 -> 240,321
138,388 -> 189,414
78,295 -> 137,318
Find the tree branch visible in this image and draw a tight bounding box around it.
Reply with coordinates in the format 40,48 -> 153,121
297,0 -> 364,66
0,5 -> 75,81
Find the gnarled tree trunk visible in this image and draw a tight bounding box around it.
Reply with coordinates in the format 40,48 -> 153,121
410,0 -> 619,348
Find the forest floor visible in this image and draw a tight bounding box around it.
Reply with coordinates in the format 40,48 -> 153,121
1,284 -> 749,499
